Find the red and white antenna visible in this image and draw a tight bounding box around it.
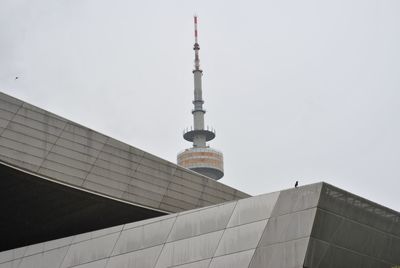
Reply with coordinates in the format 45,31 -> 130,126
193,15 -> 201,70
194,15 -> 198,44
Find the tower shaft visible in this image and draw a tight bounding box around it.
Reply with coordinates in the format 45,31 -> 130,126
192,16 -> 206,147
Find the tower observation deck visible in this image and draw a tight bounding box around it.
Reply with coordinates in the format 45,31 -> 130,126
177,16 -> 224,180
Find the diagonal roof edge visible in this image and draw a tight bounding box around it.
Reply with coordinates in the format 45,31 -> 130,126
0,91 -> 249,213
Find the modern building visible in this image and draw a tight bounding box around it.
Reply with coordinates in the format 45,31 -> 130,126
1,91 -> 399,268
0,91 -> 248,254
0,17 -> 399,268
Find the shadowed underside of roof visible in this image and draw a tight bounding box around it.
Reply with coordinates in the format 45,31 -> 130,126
0,162 -> 165,251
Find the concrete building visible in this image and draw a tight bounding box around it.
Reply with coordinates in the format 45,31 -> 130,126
177,16 -> 224,180
0,91 -> 248,252
0,92 -> 399,268
1,158 -> 399,268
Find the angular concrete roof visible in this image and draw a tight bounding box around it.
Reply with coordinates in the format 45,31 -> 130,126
1,182 -> 399,268
0,91 -> 249,214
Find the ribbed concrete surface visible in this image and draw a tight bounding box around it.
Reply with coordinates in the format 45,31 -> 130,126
2,183 -> 399,268
0,91 -> 249,213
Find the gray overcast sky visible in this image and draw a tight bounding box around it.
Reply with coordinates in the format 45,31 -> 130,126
1,0 -> 399,211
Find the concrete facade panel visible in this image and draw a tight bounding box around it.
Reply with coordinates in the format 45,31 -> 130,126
121,192 -> 162,209
305,238 -> 390,268
141,153 -> 179,174
202,186 -> 239,202
44,236 -> 74,252
83,181 -> 125,199
169,172 -> 206,193
23,243 -> 44,257
167,202 -> 236,242
107,245 -> 163,268
0,100 -> 21,114
122,214 -> 176,230
0,248 -> 26,264
209,249 -> 254,268
104,138 -> 144,156
60,233 -> 119,268
73,259 -> 107,268
1,129 -> 55,152
125,184 -> 165,204
305,184 -> 400,266
12,114 -> 65,137
165,182 -> 203,201
205,178 -> 239,196
0,110 -> 15,125
195,192 -> 223,205
0,137 -> 48,159
112,217 -> 175,256
0,156 -> 39,172
55,138 -> 101,158
89,225 -> 124,240
5,122 -> 59,145
50,144 -> 98,166
0,146 -> 43,167
85,173 -> 130,192
39,160 -> 88,179
70,226 -> 123,245
195,199 -> 214,208
0,93 -> 23,105
19,103 -> 67,129
19,246 -> 68,268
249,238 -> 310,268
89,165 -> 132,185
158,203 -> 185,213
44,152 -> 93,172
135,164 -> 173,184
98,145 -> 142,166
302,238 -> 330,268
62,123 -> 108,144
227,191 -> 280,228
94,153 -> 139,173
59,130 -> 106,151
163,189 -> 201,206
319,183 -> 400,236
160,195 -> 197,211
37,167 -> 84,186
170,259 -> 210,268
130,170 -> 170,189
270,183 -> 322,217
0,121 -> 8,131
175,169 -> 208,185
154,230 -> 224,268
214,220 -> 267,256
167,174 -> 232,204
258,208 -> 317,247
127,177 -> 169,196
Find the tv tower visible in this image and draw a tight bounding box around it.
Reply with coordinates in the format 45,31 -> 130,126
177,16 -> 224,180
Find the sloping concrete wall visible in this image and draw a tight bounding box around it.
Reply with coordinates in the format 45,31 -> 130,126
304,183 -> 400,268
0,91 -> 249,213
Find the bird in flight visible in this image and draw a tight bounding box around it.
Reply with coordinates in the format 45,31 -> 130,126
15,77 -> 19,80
295,181 -> 299,188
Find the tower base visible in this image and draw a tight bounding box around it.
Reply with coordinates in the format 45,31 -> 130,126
177,147 -> 224,180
